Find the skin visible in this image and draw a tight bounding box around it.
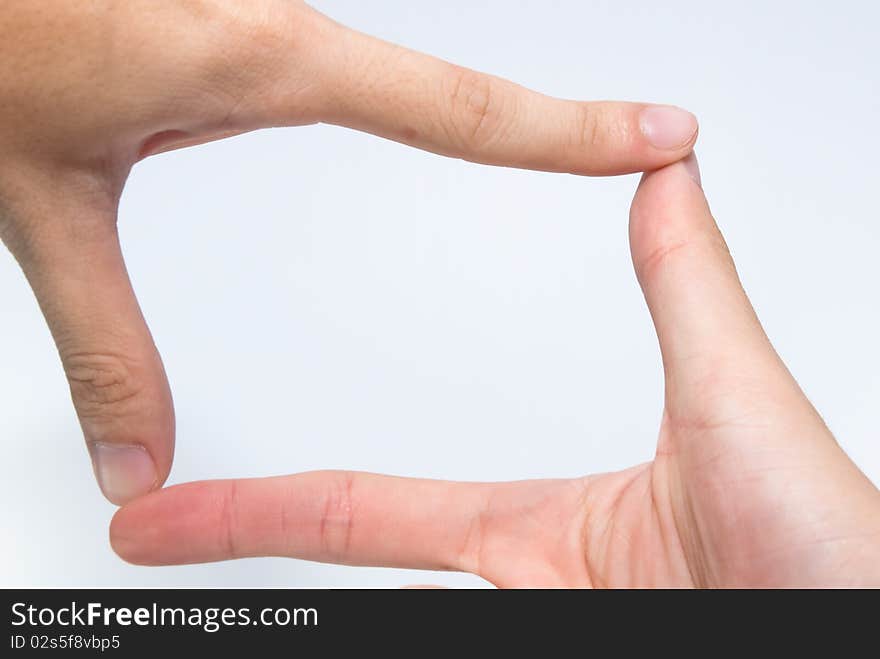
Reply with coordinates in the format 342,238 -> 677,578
110,157 -> 880,587
2,2 -> 877,586
0,0 -> 697,505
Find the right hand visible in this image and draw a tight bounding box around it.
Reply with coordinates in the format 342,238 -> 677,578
0,1 -> 698,505
112,156 -> 880,587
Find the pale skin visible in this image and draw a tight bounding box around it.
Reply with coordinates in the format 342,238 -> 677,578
2,2 -> 878,587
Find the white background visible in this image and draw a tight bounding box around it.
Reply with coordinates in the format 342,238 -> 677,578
1,0 -> 878,587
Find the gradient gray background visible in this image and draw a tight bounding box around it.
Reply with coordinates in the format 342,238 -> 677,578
2,0 -> 878,587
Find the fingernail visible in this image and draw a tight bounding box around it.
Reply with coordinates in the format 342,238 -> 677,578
88,442 -> 157,506
682,152 -> 702,188
639,105 -> 698,150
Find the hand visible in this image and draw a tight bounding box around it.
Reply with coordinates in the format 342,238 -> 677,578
111,156 -> 880,587
0,1 -> 698,505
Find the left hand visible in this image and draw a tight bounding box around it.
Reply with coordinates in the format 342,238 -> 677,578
0,0 -> 698,506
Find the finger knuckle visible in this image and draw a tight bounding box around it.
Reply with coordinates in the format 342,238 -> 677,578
444,66 -> 507,152
220,480 -> 242,559
456,505 -> 489,575
636,240 -> 692,282
318,471 -> 356,561
573,103 -> 604,151
64,351 -> 144,417
634,219 -> 732,285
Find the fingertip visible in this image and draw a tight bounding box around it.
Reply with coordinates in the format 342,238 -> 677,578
69,350 -> 176,506
108,504 -> 150,565
109,486 -> 183,565
638,105 -> 699,153
631,155 -> 707,240
109,480 -> 231,566
89,442 -> 159,506
563,102 -> 700,176
681,151 -> 702,188
551,101 -> 700,176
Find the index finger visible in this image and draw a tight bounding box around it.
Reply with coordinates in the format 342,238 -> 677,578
110,471 -> 493,572
229,6 -> 697,176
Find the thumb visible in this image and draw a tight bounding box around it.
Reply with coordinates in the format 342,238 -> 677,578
628,155 -> 800,425
4,174 -> 173,506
